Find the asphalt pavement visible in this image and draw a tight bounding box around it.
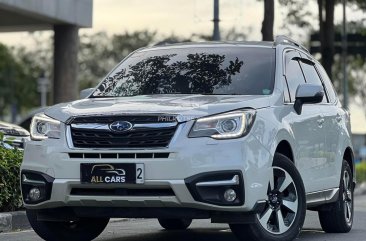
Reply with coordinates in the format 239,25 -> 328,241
2,195 -> 366,241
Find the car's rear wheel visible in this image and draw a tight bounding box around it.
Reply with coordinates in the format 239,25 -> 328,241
318,160 -> 353,233
26,209 -> 109,241
230,153 -> 306,241
158,218 -> 192,230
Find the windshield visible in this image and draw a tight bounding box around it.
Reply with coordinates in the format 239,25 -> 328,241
91,46 -> 275,97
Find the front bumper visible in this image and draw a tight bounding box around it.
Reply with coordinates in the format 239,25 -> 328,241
21,122 -> 273,212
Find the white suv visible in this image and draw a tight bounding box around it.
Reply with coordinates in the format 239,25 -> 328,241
21,36 -> 355,241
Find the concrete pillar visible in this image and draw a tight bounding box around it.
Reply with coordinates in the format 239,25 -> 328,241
53,25 -> 79,104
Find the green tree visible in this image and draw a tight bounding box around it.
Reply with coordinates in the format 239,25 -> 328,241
0,43 -> 40,120
78,31 -> 157,90
279,0 -> 365,82
78,29 -> 247,90
1,28 -> 248,117
278,0 -> 335,78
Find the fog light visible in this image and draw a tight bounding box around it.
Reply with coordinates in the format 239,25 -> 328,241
224,188 -> 237,202
29,188 -> 41,201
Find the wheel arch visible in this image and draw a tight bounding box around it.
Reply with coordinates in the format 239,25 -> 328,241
343,147 -> 355,186
271,128 -> 297,166
275,140 -> 295,164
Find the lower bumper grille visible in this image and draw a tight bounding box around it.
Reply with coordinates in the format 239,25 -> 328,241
70,188 -> 175,197
68,152 -> 170,159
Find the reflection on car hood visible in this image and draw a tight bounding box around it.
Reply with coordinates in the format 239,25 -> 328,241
0,121 -> 30,136
44,94 -> 271,123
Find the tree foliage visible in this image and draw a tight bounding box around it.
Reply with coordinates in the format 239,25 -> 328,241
279,0 -> 366,85
0,29 -> 248,117
0,133 -> 23,212
78,31 -> 157,90
0,43 -> 40,119
93,53 -> 243,97
78,29 -> 247,90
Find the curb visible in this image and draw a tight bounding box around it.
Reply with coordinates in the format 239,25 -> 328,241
0,211 -> 30,233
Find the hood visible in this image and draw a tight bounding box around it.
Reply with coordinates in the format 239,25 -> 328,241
45,95 -> 271,123
0,121 -> 30,136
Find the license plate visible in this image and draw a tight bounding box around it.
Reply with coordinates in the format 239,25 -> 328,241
80,163 -> 144,184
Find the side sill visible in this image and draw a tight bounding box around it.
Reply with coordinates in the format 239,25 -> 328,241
306,188 -> 339,208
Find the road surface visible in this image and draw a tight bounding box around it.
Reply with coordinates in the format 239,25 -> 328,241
2,195 -> 366,241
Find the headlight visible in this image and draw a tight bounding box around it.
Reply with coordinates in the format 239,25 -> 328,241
30,114 -> 61,140
188,109 -> 256,139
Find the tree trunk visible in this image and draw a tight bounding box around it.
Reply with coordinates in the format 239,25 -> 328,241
53,25 -> 79,104
318,0 -> 324,54
321,0 -> 335,81
261,0 -> 274,41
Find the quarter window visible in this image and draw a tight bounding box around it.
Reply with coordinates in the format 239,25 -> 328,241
316,63 -> 337,103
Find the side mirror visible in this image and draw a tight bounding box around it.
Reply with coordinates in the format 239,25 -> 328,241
294,83 -> 324,115
79,88 -> 94,99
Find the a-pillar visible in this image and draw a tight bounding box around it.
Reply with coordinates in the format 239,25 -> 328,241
53,25 -> 79,104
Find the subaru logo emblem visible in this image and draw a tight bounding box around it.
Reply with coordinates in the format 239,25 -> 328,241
109,121 -> 133,132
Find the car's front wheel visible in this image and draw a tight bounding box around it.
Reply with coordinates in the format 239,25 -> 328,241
26,209 -> 109,241
230,153 -> 306,241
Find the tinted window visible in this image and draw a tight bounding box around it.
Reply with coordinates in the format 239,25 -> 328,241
91,47 -> 275,97
300,62 -> 327,103
316,63 -> 337,103
285,52 -> 306,102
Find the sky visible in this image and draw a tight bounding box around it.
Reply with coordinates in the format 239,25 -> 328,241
1,0 -> 361,45
0,0 -> 365,133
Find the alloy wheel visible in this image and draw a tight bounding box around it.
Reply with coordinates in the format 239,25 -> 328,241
343,170 -> 353,225
257,166 -> 298,234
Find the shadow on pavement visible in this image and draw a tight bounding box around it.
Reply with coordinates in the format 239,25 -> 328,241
101,228 -> 237,241
101,227 -> 350,241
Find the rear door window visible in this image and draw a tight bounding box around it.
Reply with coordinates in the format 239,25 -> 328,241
299,61 -> 328,103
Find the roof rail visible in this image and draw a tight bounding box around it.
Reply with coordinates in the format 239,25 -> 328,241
274,35 -> 309,53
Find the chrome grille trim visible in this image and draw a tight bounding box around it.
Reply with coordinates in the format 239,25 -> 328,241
71,122 -> 177,130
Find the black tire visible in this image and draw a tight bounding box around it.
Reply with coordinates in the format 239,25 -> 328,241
158,218 -> 192,230
230,153 -> 306,241
318,160 -> 353,233
26,209 -> 109,241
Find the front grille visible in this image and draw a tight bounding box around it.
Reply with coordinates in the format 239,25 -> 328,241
70,115 -> 177,148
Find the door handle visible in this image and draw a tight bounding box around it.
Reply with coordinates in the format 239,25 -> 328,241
317,118 -> 325,126
336,114 -> 342,122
